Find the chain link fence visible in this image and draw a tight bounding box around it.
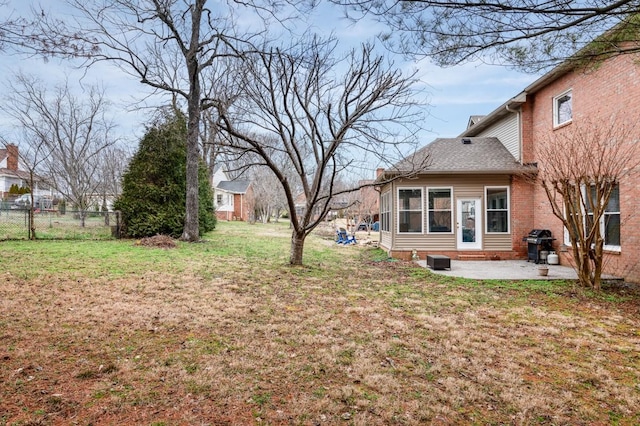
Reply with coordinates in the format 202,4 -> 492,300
0,206 -> 121,240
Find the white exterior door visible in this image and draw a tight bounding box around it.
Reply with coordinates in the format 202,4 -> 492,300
457,198 -> 482,250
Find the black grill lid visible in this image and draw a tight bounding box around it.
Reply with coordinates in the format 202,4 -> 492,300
527,229 -> 552,238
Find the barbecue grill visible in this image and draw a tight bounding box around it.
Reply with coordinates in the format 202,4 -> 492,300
523,229 -> 554,263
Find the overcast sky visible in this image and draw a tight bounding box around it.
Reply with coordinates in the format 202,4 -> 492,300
0,1 -> 541,160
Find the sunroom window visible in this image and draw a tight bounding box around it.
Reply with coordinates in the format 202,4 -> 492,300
398,188 -> 422,233
486,187 -> 509,233
380,191 -> 391,232
428,188 -> 452,233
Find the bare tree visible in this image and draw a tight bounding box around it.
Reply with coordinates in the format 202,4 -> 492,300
2,73 -> 118,227
217,37 -> 428,265
0,1 -> 38,52
345,178 -> 379,234
333,0 -> 640,71
534,118 -> 640,290
201,109 -> 223,186
249,165 -> 288,223
199,55 -> 245,186
95,144 -> 131,225
96,145 -> 130,204
28,0 -> 270,241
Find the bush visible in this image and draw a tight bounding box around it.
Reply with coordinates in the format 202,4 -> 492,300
114,112 -> 216,238
9,184 -> 29,195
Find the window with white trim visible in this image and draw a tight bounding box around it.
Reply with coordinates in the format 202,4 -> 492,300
553,90 -> 572,126
398,188 -> 423,233
427,188 -> 452,233
563,184 -> 621,250
380,191 -> 391,232
587,184 -> 620,249
485,187 -> 509,233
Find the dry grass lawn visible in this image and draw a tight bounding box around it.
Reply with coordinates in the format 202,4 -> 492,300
1,221 -> 639,425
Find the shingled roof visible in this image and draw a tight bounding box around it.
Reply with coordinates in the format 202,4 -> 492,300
217,180 -> 251,194
388,137 -> 536,176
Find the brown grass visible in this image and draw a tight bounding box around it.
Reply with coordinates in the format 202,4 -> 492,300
1,222 -> 639,425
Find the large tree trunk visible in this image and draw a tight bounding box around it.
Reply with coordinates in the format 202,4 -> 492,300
182,108 -> 200,241
181,38 -> 202,242
290,230 -> 306,265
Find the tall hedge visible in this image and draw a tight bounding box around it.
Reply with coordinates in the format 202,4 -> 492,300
114,113 -> 216,238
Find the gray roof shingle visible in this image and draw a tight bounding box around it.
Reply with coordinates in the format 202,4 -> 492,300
392,137 -> 535,175
217,180 -> 251,193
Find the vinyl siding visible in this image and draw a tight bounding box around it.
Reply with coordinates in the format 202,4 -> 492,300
380,231 -> 393,249
383,175 -> 513,252
483,234 -> 513,250
476,112 -> 520,161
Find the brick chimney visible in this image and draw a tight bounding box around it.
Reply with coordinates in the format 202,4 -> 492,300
6,144 -> 18,171
376,167 -> 385,178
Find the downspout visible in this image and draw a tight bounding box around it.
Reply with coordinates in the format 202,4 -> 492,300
506,92 -> 528,164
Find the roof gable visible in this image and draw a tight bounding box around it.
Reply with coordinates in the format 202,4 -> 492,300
392,137 -> 533,175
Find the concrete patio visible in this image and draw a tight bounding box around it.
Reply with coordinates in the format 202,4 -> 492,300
417,258 -> 591,281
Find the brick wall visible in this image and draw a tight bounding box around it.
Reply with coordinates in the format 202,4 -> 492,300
524,54 -> 640,282
510,175 -> 535,258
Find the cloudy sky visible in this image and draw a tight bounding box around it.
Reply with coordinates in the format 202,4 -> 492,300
0,1 -> 541,153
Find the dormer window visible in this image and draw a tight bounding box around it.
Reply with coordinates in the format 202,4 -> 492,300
554,90 -> 572,126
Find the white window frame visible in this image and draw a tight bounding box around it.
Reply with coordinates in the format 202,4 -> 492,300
397,187 -> 423,234
427,187 -> 453,234
485,186 -> 510,234
380,191 -> 391,233
563,184 -> 621,252
553,89 -> 573,127
603,190 -> 621,251
589,184 -> 621,252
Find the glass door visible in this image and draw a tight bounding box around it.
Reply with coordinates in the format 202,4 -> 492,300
457,198 -> 482,249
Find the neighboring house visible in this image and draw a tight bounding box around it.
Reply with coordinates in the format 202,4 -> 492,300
212,167 -> 254,221
0,144 -> 54,200
379,27 -> 640,283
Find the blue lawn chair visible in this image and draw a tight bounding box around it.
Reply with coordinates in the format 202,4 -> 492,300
336,228 -> 357,245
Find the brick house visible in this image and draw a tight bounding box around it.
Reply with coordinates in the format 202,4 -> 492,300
0,144 -> 24,199
212,167 -> 255,221
0,144 -> 55,200
378,31 -> 640,283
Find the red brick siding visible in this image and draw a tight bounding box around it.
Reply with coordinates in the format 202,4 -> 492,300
527,54 -> 640,282
233,186 -> 255,221
389,250 -> 520,261
510,175 -> 535,258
